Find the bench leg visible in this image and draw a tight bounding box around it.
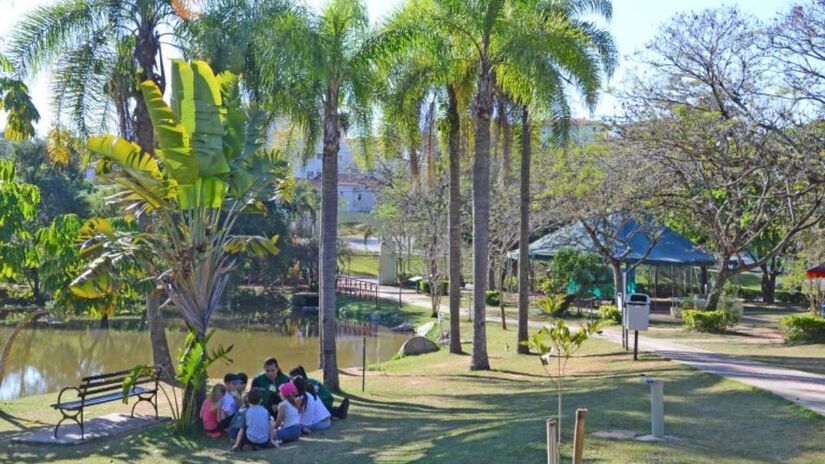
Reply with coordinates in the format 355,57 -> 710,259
54,411 -> 83,439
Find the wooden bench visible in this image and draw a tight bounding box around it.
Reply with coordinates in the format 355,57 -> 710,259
50,366 -> 161,439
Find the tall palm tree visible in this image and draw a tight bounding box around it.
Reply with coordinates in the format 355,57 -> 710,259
256,0 -> 384,391
9,0 -> 192,379
381,0 -> 475,354
497,0 -> 617,354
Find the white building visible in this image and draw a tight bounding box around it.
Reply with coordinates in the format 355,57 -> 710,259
294,139 -> 377,214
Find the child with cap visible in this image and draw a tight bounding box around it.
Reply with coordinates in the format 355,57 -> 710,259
271,381 -> 301,447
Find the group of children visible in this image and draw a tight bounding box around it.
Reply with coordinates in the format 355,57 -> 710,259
199,357 -> 350,451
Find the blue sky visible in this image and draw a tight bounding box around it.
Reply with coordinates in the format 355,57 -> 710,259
1,0 -> 796,134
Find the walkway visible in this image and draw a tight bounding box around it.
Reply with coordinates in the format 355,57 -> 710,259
362,277 -> 825,417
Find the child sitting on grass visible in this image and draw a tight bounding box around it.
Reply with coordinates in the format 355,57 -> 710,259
293,376 -> 331,433
201,384 -> 226,438
271,381 -> 302,447
231,388 -> 272,451
228,392 -> 249,442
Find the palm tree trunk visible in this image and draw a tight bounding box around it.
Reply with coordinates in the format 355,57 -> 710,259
498,98 -> 512,186
319,84 -> 340,391
447,85 -> 463,354
132,21 -> 176,383
517,105 -> 531,354
471,61 -> 493,371
147,289 -> 175,382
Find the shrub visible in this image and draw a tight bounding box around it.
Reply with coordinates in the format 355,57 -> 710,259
776,291 -> 807,305
680,298 -> 694,310
597,304 -> 621,324
485,290 -> 500,306
779,315 -> 825,343
419,280 -> 449,296
682,309 -> 733,333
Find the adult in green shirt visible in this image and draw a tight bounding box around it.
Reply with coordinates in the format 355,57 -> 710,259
290,366 -> 349,419
251,357 -> 290,417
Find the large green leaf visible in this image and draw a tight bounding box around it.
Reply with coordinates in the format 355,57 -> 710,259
190,60 -> 230,177
88,136 -> 160,179
171,60 -> 196,134
177,176 -> 228,209
139,80 -> 199,185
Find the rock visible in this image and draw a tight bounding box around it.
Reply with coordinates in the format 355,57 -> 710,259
399,336 -> 439,356
415,321 -> 435,337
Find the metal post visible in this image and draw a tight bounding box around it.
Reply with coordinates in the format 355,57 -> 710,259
361,336 -> 366,392
572,409 -> 587,464
634,330 -> 639,360
546,417 -> 559,464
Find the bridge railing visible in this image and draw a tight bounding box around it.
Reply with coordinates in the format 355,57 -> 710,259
335,275 -> 378,303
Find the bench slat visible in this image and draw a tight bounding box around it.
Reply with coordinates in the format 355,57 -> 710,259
82,375 -> 155,390
80,369 -> 135,382
52,386 -> 152,410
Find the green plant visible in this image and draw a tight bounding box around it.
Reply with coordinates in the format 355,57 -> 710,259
682,309 -> 734,333
123,329 -> 234,432
779,315 -> 825,343
597,304 -> 621,324
680,298 -> 694,310
485,290 -> 500,306
536,293 -> 568,316
522,319 -> 602,453
419,280 -> 449,296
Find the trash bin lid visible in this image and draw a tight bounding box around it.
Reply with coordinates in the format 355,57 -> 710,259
628,293 -> 650,303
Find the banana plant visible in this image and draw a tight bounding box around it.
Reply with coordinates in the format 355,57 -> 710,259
70,59 -> 291,340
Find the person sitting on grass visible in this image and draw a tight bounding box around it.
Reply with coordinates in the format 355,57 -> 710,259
207,373 -> 242,433
271,381 -> 302,447
231,388 -> 272,452
289,366 -> 349,420
228,392 -> 250,442
252,358 -> 290,418
293,376 -> 331,433
201,383 -> 226,438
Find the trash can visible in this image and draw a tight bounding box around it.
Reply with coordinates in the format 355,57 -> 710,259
626,293 -> 651,331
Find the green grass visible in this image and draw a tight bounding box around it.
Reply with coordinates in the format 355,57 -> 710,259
343,253 -> 380,277
2,322 -> 825,463
337,295 -> 434,326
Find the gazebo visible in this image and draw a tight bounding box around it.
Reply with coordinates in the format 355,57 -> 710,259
509,218 -> 716,299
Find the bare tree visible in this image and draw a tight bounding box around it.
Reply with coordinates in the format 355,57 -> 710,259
618,7 -> 825,309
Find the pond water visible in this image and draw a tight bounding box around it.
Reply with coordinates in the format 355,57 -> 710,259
0,323 -> 409,401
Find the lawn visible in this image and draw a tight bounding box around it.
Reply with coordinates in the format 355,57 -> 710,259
2,321 -> 824,463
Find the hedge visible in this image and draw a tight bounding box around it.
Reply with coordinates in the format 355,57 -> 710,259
682,309 -> 735,333
485,290 -> 500,306
419,280 -> 449,296
598,304 -> 621,324
779,314 -> 825,343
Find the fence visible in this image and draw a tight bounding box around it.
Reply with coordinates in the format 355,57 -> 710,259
335,275 -> 379,303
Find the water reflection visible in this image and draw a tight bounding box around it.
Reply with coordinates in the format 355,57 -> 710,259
0,323 -> 407,400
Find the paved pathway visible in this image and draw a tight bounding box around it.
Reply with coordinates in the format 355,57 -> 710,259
361,277 -> 825,417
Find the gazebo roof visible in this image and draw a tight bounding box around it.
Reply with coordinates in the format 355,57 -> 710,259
807,264 -> 825,279
509,217 -> 716,266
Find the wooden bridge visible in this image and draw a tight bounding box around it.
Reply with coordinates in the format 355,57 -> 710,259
335,275 -> 378,303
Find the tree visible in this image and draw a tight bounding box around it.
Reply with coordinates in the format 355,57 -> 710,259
492,0 -> 617,355
10,0 -> 195,379
0,52 -> 39,141
381,0 -> 477,355
618,8 -> 825,309
256,0 -> 391,390
70,60 -> 289,420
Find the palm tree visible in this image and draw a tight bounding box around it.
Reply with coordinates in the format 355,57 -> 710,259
256,0 -> 385,391
9,0 -> 192,380
71,60 -> 289,422
381,0 -> 476,354
498,0 -> 617,354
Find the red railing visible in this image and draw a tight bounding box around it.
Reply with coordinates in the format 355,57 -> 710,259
335,275 -> 378,303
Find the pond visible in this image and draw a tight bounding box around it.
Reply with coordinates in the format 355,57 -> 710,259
0,323 -> 410,401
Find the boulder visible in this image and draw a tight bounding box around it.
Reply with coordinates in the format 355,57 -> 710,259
399,336 -> 439,356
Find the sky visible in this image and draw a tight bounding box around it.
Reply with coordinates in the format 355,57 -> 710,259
0,0 -> 797,135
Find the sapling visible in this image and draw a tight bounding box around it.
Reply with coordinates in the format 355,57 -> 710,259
523,317 -> 601,456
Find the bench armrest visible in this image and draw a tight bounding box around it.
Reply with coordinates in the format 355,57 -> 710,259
52,386 -> 82,409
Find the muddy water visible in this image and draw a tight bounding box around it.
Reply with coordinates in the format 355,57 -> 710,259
0,324 -> 409,400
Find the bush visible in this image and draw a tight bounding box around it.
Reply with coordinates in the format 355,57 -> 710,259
737,288 -> 762,301
682,309 -> 734,333
776,291 -> 807,305
779,315 -> 825,343
485,290 -> 500,306
419,280 -> 449,296
597,304 -> 621,324
680,298 -> 694,310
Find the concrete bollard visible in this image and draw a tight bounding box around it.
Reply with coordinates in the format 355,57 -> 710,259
643,378 -> 664,438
